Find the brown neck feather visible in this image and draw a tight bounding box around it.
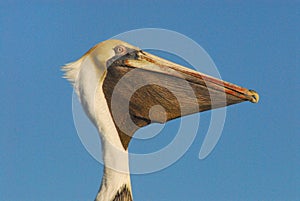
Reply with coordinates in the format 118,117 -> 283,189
112,185 -> 133,201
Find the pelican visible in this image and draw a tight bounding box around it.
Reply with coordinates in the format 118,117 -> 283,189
62,39 -> 259,201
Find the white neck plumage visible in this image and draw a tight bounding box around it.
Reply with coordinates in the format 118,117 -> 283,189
73,56 -> 133,201
96,168 -> 132,201
94,98 -> 133,201
95,139 -> 132,201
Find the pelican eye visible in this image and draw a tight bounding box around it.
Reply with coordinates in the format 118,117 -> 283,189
114,45 -> 127,55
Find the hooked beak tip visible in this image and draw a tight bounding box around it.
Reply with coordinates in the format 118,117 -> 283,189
248,90 -> 259,103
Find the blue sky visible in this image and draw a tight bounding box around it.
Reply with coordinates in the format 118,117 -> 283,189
1,1 -> 299,201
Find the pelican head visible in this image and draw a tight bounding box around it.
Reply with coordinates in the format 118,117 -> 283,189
62,39 -> 259,201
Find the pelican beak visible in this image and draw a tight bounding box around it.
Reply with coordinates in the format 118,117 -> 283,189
123,50 -> 259,104
104,49 -> 259,149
